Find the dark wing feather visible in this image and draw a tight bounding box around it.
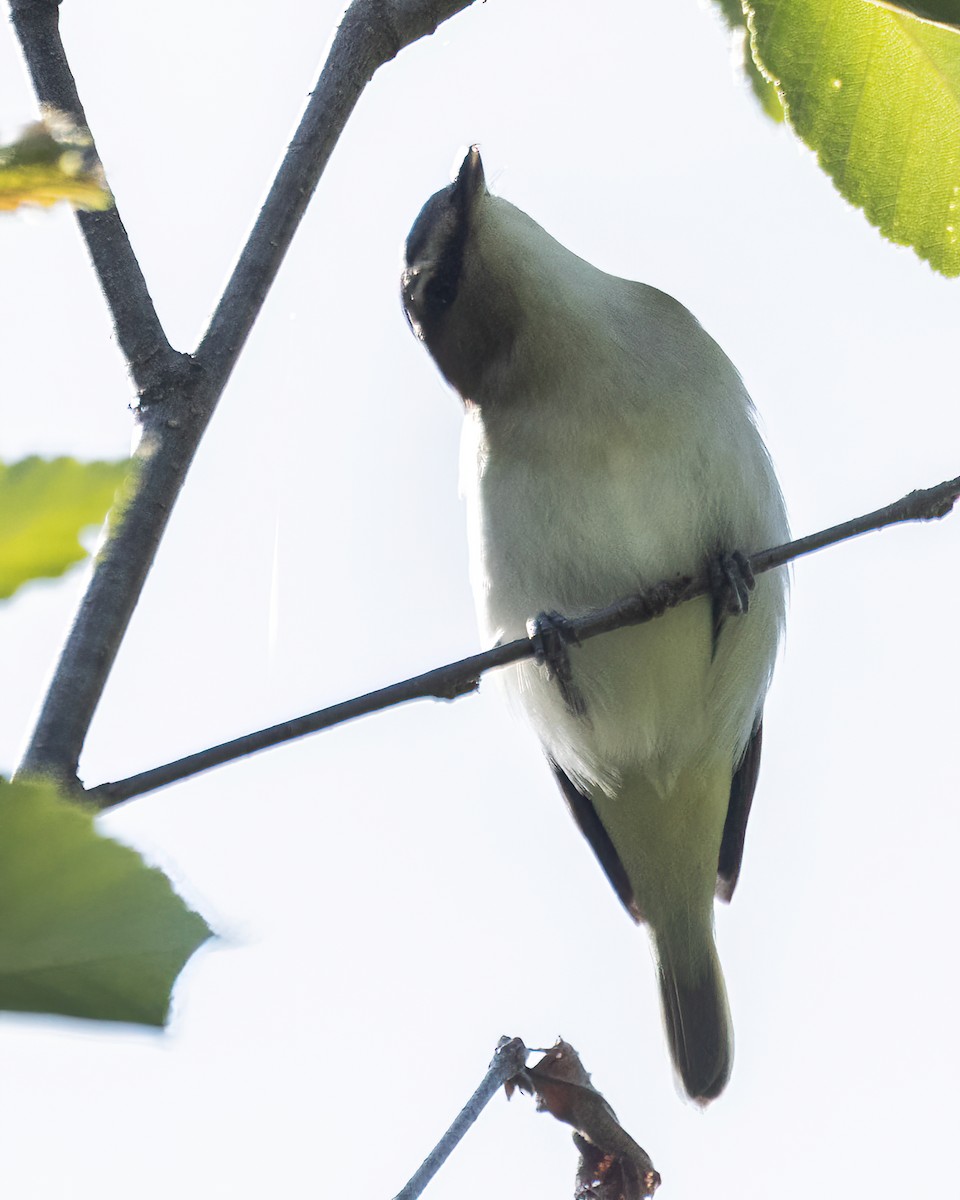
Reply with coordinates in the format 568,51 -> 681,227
550,760 -> 642,923
716,720 -> 763,902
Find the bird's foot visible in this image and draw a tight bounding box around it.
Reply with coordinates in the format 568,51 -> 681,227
710,550 -> 755,618
528,610 -> 587,717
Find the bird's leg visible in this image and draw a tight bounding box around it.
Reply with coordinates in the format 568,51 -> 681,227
710,550 -> 756,617
709,550 -> 756,651
528,611 -> 587,717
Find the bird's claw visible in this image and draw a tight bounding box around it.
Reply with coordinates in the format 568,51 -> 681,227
528,610 -> 587,717
710,551 -> 755,617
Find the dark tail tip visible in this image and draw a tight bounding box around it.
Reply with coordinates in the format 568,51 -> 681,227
657,940 -> 733,1104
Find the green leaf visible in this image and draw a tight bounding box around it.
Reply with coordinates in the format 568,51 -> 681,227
713,0 -> 786,121
0,777 -> 212,1027
746,0 -> 960,276
0,456 -> 131,600
0,115 -> 113,213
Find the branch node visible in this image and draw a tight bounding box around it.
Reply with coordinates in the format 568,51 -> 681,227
914,479 -> 960,520
433,674 -> 481,701
391,1036 -> 529,1200
354,0 -> 406,61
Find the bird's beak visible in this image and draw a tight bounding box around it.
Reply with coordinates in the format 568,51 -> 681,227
456,145 -> 486,201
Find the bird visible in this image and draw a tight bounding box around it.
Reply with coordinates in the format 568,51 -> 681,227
401,146 -> 788,1103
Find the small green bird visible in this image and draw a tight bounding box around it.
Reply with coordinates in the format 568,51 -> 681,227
402,148 -> 787,1102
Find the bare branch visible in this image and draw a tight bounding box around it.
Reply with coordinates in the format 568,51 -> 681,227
576,473 -> 960,643
11,0 -> 477,786
9,0 -> 175,383
197,0 -> 478,386
392,1037 -> 529,1200
87,474 -> 960,807
18,374 -> 204,788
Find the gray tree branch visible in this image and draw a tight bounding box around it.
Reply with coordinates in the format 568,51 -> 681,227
87,473 -> 960,807
392,1037 -> 530,1200
9,0 -> 477,786
9,0 -> 175,382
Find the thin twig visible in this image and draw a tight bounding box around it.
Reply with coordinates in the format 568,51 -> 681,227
10,0 -> 477,787
9,0 -> 175,383
392,1037 -> 529,1200
87,474 -> 960,807
576,473 -> 960,642
196,0 -> 476,387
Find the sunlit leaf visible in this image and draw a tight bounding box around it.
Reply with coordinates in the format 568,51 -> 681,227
713,0 -> 786,121
0,456 -> 130,600
0,777 -> 212,1027
0,114 -> 113,213
747,0 -> 960,276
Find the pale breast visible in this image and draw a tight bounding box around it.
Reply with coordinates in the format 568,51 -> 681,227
460,386 -> 785,791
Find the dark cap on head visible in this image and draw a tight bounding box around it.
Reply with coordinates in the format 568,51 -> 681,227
402,146 -> 486,337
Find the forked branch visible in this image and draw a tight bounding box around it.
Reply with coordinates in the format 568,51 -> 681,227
9,0 -> 478,786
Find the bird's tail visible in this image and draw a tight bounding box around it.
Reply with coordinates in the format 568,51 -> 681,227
652,922 -> 733,1104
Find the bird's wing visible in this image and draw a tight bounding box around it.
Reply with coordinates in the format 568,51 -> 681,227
716,719 -> 763,902
549,760 -> 643,923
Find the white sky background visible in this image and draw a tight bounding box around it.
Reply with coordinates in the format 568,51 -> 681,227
2,1 -> 959,1195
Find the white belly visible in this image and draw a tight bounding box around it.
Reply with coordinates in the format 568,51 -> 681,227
461,399 -> 785,796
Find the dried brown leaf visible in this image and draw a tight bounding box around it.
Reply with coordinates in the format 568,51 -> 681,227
574,1133 -> 661,1200
505,1039 -> 660,1198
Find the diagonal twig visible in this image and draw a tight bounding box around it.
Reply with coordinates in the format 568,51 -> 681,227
9,0 -> 175,382
10,0 -> 478,788
87,473 -> 960,807
392,1037 -> 529,1200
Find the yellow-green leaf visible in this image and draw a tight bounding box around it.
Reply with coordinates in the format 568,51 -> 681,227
747,0 -> 960,276
0,777 -> 211,1026
0,456 -> 130,600
0,116 -> 113,213
713,0 -> 786,121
